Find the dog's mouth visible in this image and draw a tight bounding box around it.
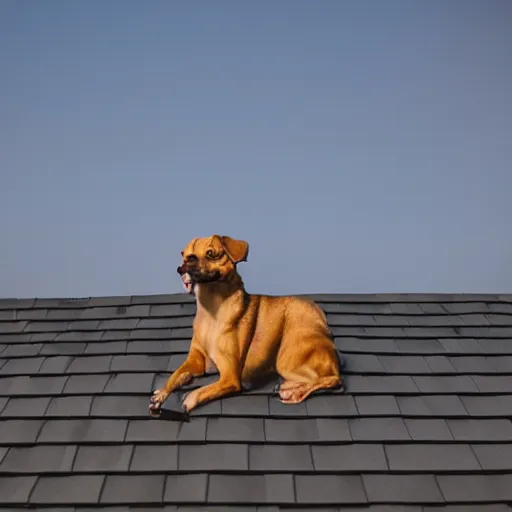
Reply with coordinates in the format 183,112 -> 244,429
180,270 -> 222,294
181,272 -> 195,294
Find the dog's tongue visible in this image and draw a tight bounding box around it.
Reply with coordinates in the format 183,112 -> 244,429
182,273 -> 193,293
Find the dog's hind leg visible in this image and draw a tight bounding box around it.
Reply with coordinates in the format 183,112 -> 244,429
275,337 -> 344,404
277,376 -> 342,403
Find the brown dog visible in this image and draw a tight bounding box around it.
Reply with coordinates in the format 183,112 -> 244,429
149,234 -> 343,414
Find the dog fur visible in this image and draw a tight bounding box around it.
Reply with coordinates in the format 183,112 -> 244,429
149,234 -> 343,414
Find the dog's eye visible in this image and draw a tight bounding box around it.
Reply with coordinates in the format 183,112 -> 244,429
206,249 -> 215,259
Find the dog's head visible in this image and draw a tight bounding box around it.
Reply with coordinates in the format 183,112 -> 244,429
177,235 -> 249,294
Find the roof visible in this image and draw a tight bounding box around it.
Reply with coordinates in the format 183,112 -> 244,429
0,292 -> 512,511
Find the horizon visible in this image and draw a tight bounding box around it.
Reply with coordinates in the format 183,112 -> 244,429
1,1 -> 511,298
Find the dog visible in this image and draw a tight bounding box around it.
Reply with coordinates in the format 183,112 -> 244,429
149,234 -> 343,414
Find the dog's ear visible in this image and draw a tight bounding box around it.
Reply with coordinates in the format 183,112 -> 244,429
221,236 -> 249,263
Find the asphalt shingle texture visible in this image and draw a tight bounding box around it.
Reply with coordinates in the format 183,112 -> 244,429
1,292 -> 512,511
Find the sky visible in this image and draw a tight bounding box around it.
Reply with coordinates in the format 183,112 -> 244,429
1,0 -> 511,298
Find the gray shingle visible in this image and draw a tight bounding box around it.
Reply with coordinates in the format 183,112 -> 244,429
221,395 -> 269,416
0,321 -> 28,333
98,318 -> 140,330
389,303 -> 423,314
437,474 -> 512,502
424,355 -> 456,373
1,357 -> 44,374
63,374 -> 110,394
471,444 -> 512,470
265,418 -> 351,443
397,395 -> 468,416
130,445 -> 178,471
0,309 -> 16,320
90,396 -> 150,417
46,396 -> 92,416
0,419 -> 44,443
363,474 -> 443,503
249,444 -> 313,471
55,331 -> 103,342
472,375 -> 512,392
343,353 -> 386,372
350,418 -> 411,441
305,395 -> 358,416
66,320 -> 101,331
327,313 -> 376,326
137,317 -> 190,329
127,339 -> 189,353
208,418 -> 264,442
101,475 -> 165,503
41,342 -> 87,355
39,356 -> 72,373
413,375 -> 479,393
179,444 -> 248,471
269,397 -> 307,416
150,303 -> 196,316
24,321 -> 66,333
336,337 -> 399,353
164,474 -> 208,503
0,476 -> 37,503
448,356 -> 495,373
312,444 -> 388,471
1,397 -> 51,417
208,475 -> 295,504
104,372 -> 156,393
378,355 -> 431,374
38,419 -> 127,443
355,395 -> 400,416
442,302 -> 489,314
111,355 -> 170,372
395,338 -> 445,354
2,343 -> 42,357
14,375 -> 68,395
447,419 -> 512,441
487,355 -> 512,371
0,447 -> 6,464
66,355 -> 112,373
347,375 -> 419,394
30,475 -> 104,504
84,341 -> 127,354
74,445 -> 133,472
128,328 -> 174,340
404,419 -> 454,441
0,334 -> 32,346
126,419 -> 181,442
168,353 -> 188,370
385,444 -> 480,471
46,309 -> 85,320
0,445 -> 77,472
295,475 -> 367,504
461,395 -> 512,417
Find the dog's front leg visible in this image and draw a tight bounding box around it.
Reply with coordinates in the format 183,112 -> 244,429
150,342 -> 206,413
182,333 -> 241,412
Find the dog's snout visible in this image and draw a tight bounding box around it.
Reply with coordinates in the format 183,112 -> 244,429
185,254 -> 198,263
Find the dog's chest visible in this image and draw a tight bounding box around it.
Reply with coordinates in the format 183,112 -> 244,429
194,313 -> 222,360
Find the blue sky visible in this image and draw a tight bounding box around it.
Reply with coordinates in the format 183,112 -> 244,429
1,0 -> 511,298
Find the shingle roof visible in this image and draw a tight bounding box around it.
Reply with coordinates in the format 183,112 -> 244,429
1,293 -> 512,510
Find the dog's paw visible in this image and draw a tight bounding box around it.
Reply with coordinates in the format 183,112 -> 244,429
149,388 -> 169,414
181,389 -> 200,412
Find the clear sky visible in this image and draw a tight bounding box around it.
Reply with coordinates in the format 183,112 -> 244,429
1,0 -> 511,298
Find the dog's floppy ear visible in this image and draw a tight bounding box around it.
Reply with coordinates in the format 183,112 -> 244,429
221,236 -> 249,263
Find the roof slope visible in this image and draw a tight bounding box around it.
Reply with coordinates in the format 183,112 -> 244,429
0,293 -> 512,510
